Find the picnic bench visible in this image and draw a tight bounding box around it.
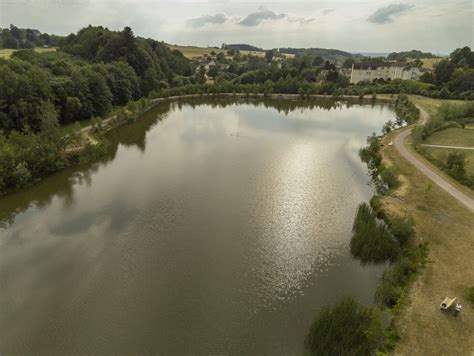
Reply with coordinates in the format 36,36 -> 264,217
440,297 -> 456,310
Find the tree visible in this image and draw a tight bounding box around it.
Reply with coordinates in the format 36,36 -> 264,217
39,101 -> 60,137
304,297 -> 383,355
350,203 -> 400,263
208,66 -> 219,79
450,46 -> 474,68
264,50 -> 274,62
445,152 -> 466,178
434,59 -> 455,85
195,66 -> 206,84
343,58 -> 355,68
390,216 -> 415,247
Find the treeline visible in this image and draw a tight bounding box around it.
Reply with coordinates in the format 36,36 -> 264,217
1,24 -> 63,49
277,47 -> 363,63
388,50 -> 436,61
0,96 -> 152,195
222,43 -> 263,51
202,46 -> 473,100
419,46 -> 474,98
0,25 -> 192,132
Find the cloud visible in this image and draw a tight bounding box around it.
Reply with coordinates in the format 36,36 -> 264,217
322,9 -> 335,15
187,13 -> 227,28
239,9 -> 285,26
237,8 -> 314,27
367,3 -> 414,24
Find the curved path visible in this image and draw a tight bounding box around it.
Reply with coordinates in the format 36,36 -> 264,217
420,143 -> 474,150
393,104 -> 474,211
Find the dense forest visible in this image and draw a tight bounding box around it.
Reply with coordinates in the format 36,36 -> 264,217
0,25 -> 192,132
1,24 -> 63,49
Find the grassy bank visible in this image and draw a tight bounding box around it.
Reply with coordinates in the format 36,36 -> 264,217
380,106 -> 474,354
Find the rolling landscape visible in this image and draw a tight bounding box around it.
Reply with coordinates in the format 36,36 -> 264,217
0,1 -> 473,355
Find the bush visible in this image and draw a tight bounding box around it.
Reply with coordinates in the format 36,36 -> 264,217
350,203 -> 400,263
376,244 -> 428,308
389,216 -> 415,247
304,297 -> 383,355
380,166 -> 399,189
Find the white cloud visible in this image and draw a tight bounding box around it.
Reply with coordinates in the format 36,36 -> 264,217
1,0 -> 472,53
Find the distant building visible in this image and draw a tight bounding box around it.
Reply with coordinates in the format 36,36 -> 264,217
350,61 -> 424,83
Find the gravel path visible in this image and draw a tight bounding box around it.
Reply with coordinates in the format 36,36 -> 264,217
420,143 -> 474,150
393,105 -> 474,211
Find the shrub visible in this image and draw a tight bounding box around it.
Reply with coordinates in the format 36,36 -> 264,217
380,166 -> 399,189
375,243 -> 428,308
304,297 -> 383,355
350,203 -> 400,264
389,216 -> 415,247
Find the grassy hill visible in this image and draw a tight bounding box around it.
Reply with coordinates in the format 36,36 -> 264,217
0,47 -> 57,59
167,44 -> 295,59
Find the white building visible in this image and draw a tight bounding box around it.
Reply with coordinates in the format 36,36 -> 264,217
350,61 -> 424,84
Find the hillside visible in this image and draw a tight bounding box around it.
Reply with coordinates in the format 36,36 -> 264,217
1,24 -> 63,49
388,50 -> 438,60
278,47 -> 365,63
222,43 -> 263,51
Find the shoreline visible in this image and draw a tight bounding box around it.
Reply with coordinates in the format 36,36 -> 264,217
379,98 -> 474,354
0,93 -> 393,198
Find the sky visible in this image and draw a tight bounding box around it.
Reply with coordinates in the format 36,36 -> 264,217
1,0 -> 473,53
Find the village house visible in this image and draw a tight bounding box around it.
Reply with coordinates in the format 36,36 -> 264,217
350,61 -> 424,84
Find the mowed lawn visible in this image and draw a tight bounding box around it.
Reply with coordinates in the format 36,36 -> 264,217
409,95 -> 466,117
425,127 -> 474,147
0,47 -> 57,58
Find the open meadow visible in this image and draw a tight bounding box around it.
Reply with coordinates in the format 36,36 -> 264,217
0,47 -> 57,58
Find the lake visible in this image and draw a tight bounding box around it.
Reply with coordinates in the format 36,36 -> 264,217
0,98 -> 394,355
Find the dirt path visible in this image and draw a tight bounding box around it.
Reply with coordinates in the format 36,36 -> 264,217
420,143 -> 474,150
393,105 -> 474,211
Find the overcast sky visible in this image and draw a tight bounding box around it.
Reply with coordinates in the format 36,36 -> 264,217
1,0 -> 473,53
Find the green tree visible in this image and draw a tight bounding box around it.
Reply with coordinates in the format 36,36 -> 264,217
304,297 -> 383,355
445,152 -> 466,177
343,58 -> 355,68
434,59 -> 455,85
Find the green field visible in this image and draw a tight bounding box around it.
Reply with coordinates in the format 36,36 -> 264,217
419,57 -> 443,69
425,127 -> 474,147
167,44 -> 294,59
0,47 -> 58,59
167,45 -> 225,59
410,96 -> 474,178
420,145 -> 474,176
409,95 -> 466,117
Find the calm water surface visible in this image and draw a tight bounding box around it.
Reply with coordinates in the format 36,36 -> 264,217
0,98 -> 395,355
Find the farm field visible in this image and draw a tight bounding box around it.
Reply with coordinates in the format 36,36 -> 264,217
419,57 -> 443,69
167,44 -> 294,59
0,47 -> 57,58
